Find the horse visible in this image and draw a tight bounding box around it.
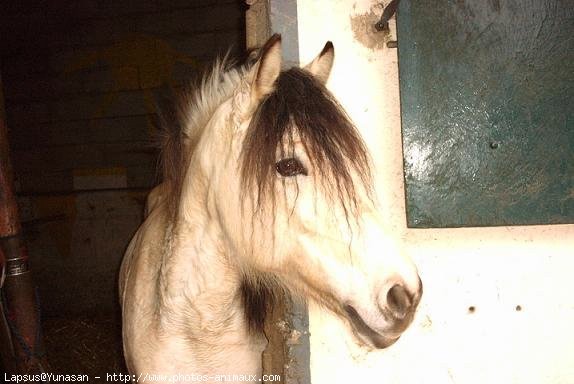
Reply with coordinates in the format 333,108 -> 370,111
119,34 -> 422,382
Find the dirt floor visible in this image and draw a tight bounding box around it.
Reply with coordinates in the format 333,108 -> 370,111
42,314 -> 127,378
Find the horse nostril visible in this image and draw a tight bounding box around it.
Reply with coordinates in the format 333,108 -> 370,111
386,284 -> 412,319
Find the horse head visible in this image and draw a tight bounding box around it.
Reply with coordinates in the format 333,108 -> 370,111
183,34 -> 422,349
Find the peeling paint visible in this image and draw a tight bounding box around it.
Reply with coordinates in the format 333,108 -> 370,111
350,3 -> 391,50
287,329 -> 302,344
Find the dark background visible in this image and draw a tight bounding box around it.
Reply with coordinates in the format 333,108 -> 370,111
0,0 -> 246,375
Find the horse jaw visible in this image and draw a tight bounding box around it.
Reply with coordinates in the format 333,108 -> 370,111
289,202 -> 422,349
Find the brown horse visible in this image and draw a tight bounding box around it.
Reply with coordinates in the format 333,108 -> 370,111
119,34 -> 422,382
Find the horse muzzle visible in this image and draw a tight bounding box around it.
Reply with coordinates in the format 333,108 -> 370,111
345,278 -> 422,349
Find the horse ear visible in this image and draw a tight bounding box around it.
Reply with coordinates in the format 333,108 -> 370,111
304,41 -> 334,84
251,34 -> 282,102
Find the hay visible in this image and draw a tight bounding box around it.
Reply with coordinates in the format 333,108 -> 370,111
42,314 -> 127,378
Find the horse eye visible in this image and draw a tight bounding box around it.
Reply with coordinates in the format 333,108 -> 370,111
275,157 -> 307,177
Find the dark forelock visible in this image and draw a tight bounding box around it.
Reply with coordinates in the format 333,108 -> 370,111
240,67 -> 373,217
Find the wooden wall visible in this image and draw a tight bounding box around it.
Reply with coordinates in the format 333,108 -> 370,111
0,0 -> 246,316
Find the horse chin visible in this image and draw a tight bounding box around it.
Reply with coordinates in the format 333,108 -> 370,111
343,304 -> 401,349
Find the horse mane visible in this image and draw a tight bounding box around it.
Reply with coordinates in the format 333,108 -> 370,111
159,57 -> 250,216
241,67 -> 373,220
158,56 -> 279,334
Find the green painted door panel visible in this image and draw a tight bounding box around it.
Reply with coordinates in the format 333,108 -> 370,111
397,0 -> 573,227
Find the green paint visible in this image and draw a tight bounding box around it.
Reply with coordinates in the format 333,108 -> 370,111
397,0 -> 574,227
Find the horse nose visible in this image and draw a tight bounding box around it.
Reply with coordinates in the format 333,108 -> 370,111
380,280 -> 422,320
385,284 -> 412,319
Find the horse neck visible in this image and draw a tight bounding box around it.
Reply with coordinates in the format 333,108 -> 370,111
156,182 -> 266,376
